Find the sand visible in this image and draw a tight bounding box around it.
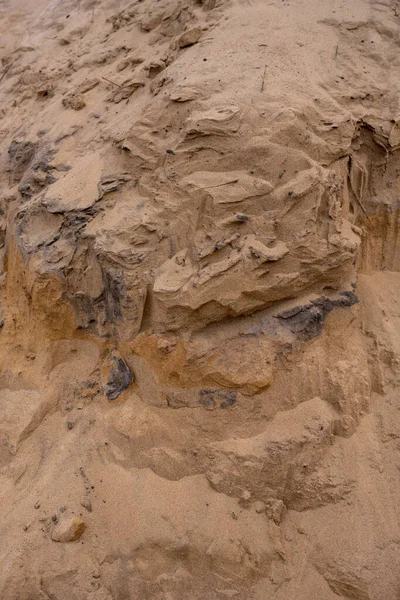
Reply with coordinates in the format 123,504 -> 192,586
0,0 -> 400,597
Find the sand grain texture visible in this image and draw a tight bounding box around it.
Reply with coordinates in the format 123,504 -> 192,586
0,0 -> 400,597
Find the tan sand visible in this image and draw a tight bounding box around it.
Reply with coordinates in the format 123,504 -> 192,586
0,0 -> 400,597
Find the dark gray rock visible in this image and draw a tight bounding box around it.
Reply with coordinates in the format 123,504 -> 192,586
277,291 -> 359,340
105,355 -> 134,400
198,389 -> 237,409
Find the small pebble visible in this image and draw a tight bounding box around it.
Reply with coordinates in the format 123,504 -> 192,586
253,500 -> 266,514
297,526 -> 306,535
52,517 -> 86,543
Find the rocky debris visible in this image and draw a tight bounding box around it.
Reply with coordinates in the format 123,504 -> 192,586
163,387 -> 238,410
103,352 -> 134,400
51,517 -> 86,542
62,93 -> 86,110
177,26 -> 202,48
143,58 -> 167,78
265,498 -> 286,525
107,9 -> 136,32
198,389 -> 237,409
253,501 -> 266,514
277,291 -> 359,340
139,0 -> 194,36
140,10 -> 165,32
80,497 -> 92,512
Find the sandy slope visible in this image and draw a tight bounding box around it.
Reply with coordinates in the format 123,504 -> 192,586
0,0 -> 400,597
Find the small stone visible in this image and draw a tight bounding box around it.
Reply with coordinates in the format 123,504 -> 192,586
62,94 -> 86,110
178,26 -> 202,48
81,497 -> 92,512
265,498 -> 286,525
103,353 -> 134,401
253,500 -> 266,514
141,12 -> 163,31
334,415 -> 357,438
117,58 -> 130,72
242,490 -> 251,501
51,517 -> 86,542
297,525 -> 306,535
34,501 -> 40,509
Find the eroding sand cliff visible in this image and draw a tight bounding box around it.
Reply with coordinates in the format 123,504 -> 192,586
0,0 -> 400,597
